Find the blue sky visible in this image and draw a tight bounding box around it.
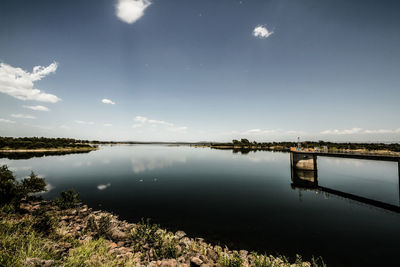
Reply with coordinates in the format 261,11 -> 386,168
1,0 -> 399,142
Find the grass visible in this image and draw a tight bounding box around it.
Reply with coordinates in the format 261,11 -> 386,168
64,238 -> 136,267
217,251 -> 243,267
0,213 -> 62,267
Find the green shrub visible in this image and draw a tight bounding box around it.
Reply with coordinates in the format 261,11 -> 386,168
21,171 -> 47,195
32,207 -> 58,235
250,252 -> 271,267
129,218 -> 179,261
97,215 -> 112,239
84,215 -> 112,239
55,189 -> 80,209
0,165 -> 46,209
311,256 -> 327,267
217,251 -> 243,267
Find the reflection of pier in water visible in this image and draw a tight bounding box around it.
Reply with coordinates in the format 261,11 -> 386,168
290,151 -> 400,213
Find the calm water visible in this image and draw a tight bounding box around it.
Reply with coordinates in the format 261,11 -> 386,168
2,145 -> 399,266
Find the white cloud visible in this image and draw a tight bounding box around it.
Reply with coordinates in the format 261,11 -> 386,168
321,128 -> 363,135
132,115 -> 187,133
132,123 -> 143,128
241,129 -> 278,135
148,119 -> 173,127
23,105 -> 50,111
168,126 -> 188,133
11,114 -> 36,119
116,0 -> 151,24
0,118 -> 15,124
253,25 -> 273,39
134,115 -> 148,123
321,128 -> 400,135
104,123 -> 112,127
101,98 -> 115,105
24,123 -> 53,130
75,120 -> 94,125
364,129 -> 393,134
0,62 -> 61,102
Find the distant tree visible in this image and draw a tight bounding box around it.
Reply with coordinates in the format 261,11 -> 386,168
232,139 -> 240,145
240,139 -> 250,145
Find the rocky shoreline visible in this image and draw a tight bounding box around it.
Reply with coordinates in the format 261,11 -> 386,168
8,200 -> 323,267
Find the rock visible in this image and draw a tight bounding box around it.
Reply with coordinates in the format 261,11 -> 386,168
175,230 -> 186,239
200,264 -> 210,267
207,248 -> 218,262
179,237 -> 191,247
240,250 -> 248,258
109,242 -> 118,249
111,228 -> 127,240
160,259 -> 177,267
25,258 -> 55,267
214,245 -> 222,252
199,255 -> 207,262
190,257 -> 203,266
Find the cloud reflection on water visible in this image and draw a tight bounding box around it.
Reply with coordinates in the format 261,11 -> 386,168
131,155 -> 186,173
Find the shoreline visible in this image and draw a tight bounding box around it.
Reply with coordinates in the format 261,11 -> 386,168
1,199 -> 322,267
0,147 -> 98,153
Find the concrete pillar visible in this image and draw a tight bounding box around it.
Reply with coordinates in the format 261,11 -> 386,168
291,152 -> 317,171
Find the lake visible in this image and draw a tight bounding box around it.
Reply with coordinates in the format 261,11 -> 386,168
1,145 -> 399,267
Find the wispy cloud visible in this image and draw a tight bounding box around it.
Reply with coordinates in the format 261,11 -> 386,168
101,98 -> 115,105
23,105 -> 50,112
253,25 -> 273,39
0,118 -> 15,124
0,62 -> 60,102
104,123 -> 112,127
134,116 -> 148,123
116,0 -> 151,24
132,115 -> 187,133
11,114 -> 36,119
75,120 -> 94,125
24,123 -> 53,130
321,128 -> 400,135
321,128 -> 363,135
239,129 -> 279,135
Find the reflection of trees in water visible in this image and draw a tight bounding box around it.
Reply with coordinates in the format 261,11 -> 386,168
0,150 -> 93,160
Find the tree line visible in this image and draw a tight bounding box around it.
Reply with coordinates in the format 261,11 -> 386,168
0,137 -> 93,149
211,139 -> 400,152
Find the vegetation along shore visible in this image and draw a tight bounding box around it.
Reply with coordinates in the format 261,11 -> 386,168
0,137 -> 98,153
0,165 -> 326,267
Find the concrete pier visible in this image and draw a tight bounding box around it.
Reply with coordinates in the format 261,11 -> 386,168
290,152 -> 317,171
290,151 -> 400,213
